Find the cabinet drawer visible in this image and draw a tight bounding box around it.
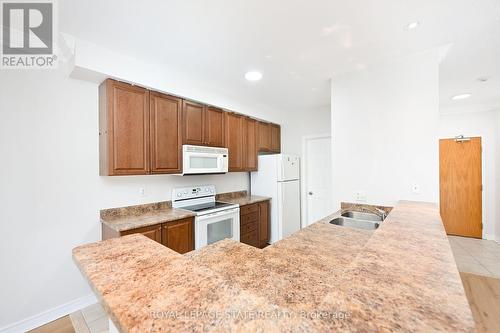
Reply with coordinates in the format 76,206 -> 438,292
240,230 -> 258,247
240,203 -> 259,215
241,220 -> 258,234
241,211 -> 259,225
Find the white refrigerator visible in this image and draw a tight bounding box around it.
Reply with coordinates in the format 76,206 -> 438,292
251,154 -> 301,244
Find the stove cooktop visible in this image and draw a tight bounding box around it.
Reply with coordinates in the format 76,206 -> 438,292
181,201 -> 236,213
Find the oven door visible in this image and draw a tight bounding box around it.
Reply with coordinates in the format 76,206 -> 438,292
195,208 -> 240,249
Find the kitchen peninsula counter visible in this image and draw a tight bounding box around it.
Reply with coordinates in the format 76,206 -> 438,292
73,201 -> 475,332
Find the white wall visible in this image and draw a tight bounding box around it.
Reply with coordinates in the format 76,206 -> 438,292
331,51 -> 440,208
439,110 -> 498,240
0,69 -> 250,329
497,111 -> 500,241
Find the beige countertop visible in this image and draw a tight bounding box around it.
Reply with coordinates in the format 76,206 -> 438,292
75,201 -> 475,332
100,201 -> 195,232
217,194 -> 271,206
101,191 -> 269,232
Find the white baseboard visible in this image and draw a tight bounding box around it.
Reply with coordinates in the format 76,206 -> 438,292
0,294 -> 97,333
484,234 -> 498,242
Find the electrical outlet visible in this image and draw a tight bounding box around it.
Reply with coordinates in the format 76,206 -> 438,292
355,191 -> 367,202
139,187 -> 146,197
411,184 -> 420,194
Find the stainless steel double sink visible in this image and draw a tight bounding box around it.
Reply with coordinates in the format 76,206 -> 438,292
330,211 -> 384,230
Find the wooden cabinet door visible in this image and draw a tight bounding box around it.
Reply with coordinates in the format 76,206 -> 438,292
204,107 -> 225,147
243,117 -> 258,171
183,100 -> 205,146
258,200 -> 270,248
162,218 -> 194,254
225,113 -> 243,171
258,121 -> 271,152
121,225 -> 162,244
100,79 -> 150,175
271,124 -> 281,153
150,92 -> 182,174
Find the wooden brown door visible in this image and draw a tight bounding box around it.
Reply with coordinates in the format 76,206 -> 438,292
243,117 -> 258,171
440,137 -> 482,238
101,79 -> 150,175
204,107 -> 225,147
122,225 -> 162,244
225,113 -> 243,171
162,218 -> 194,254
271,124 -> 281,153
258,200 -> 270,248
150,92 -> 182,174
258,121 -> 271,152
183,100 -> 205,146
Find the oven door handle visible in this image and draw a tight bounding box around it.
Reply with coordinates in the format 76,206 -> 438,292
197,208 -> 239,220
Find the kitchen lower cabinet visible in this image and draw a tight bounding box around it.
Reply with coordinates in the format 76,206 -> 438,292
239,200 -> 270,248
120,225 -> 162,243
162,218 -> 194,254
102,217 -> 194,254
258,200 -> 270,248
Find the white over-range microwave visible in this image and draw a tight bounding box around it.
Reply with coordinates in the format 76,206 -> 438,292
182,145 -> 228,175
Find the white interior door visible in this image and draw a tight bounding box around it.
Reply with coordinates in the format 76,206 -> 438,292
305,136 -> 332,225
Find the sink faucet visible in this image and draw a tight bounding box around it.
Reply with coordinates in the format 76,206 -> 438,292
373,207 -> 387,220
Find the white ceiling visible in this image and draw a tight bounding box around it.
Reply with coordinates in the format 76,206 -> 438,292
59,0 -> 500,114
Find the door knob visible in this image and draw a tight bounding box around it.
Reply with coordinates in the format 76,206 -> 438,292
308,191 -> 313,195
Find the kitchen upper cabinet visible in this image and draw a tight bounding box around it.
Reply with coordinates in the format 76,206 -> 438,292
162,218 -> 194,254
204,107 -> 225,147
257,121 -> 272,152
150,92 -> 182,174
99,79 -> 150,175
183,103 -> 225,147
182,100 -> 205,146
270,124 -> 281,153
243,117 -> 258,171
121,225 -> 162,244
225,113 -> 244,171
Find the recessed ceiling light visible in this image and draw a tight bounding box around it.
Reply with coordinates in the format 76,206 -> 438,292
477,76 -> 491,82
245,71 -> 263,81
406,21 -> 420,30
451,93 -> 471,100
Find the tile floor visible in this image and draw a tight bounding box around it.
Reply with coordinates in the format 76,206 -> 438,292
448,235 -> 500,278
71,303 -> 108,333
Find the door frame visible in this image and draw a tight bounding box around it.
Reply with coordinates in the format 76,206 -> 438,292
439,135 -> 484,239
301,133 -> 332,228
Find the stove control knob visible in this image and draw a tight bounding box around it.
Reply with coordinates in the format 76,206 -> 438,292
177,193 -> 181,197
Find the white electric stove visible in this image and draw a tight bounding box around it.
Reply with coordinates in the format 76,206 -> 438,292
172,185 -> 240,249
